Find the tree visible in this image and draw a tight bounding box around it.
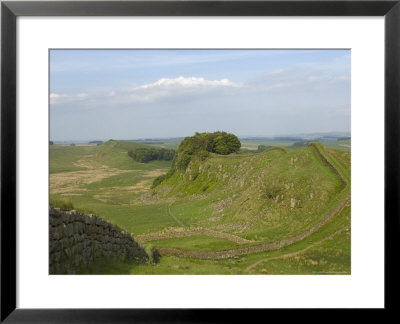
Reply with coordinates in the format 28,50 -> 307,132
152,131 -> 241,188
213,133 -> 241,155
128,147 -> 175,163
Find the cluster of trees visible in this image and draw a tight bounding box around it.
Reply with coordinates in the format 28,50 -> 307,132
175,131 -> 241,170
213,132 -> 241,155
151,131 -> 241,188
128,147 -> 175,163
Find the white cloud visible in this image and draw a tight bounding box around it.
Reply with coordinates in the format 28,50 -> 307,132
50,76 -> 242,107
116,76 -> 243,103
50,66 -> 349,108
50,92 -> 88,105
49,93 -> 67,104
134,76 -> 242,90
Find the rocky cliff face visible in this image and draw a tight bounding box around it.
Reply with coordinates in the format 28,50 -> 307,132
49,206 -> 149,274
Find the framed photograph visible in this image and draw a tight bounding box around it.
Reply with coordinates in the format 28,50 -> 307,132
1,0 -> 399,321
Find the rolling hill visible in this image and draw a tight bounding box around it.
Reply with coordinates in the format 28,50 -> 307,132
49,138 -> 351,274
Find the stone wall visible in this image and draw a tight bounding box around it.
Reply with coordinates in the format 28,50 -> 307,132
158,194 -> 350,260
309,143 -> 348,187
49,206 -> 149,274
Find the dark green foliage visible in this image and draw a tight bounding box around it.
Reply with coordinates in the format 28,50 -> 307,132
151,169 -> 176,189
196,150 -> 210,161
174,131 -> 240,169
151,175 -> 167,189
176,152 -> 192,170
213,133 -> 241,155
152,131 -> 241,188
178,131 -> 240,156
151,172 -> 170,188
151,248 -> 161,263
128,147 -> 175,163
143,245 -> 161,264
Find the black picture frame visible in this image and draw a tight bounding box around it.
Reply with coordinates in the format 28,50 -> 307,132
1,0 -> 399,322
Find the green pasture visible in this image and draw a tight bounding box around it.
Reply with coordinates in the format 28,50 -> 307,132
50,139 -> 350,274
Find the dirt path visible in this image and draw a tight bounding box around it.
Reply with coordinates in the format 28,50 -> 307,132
244,225 -> 350,272
168,201 -> 186,228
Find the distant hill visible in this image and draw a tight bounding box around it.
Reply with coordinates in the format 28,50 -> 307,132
89,140 -> 104,145
240,132 -> 350,143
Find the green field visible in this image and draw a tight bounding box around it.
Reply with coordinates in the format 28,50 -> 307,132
50,139 -> 351,274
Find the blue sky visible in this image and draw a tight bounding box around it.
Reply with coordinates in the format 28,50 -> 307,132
50,49 -> 350,141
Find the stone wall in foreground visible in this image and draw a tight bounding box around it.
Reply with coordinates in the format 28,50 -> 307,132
49,206 -> 149,274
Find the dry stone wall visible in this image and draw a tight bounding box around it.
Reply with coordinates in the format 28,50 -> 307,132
137,227 -> 254,244
49,206 -> 149,274
309,143 -> 347,187
158,193 -> 350,260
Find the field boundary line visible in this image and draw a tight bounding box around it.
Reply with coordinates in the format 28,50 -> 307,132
157,145 -> 350,260
157,193 -> 350,259
136,227 -> 255,244
309,143 -> 347,187
244,225 -> 350,272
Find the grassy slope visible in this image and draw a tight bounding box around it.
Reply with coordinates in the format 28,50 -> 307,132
50,145 -> 97,173
50,140 -> 173,232
153,146 -> 344,241
135,144 -> 350,274
99,202 -> 350,274
50,141 -> 350,274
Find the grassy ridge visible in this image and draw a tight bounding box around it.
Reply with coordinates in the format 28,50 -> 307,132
153,145 -> 345,242
50,139 -> 350,274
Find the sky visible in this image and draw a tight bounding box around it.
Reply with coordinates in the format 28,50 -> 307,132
50,49 -> 351,141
